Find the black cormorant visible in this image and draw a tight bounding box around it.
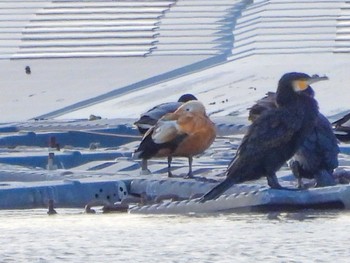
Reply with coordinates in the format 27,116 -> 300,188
200,72 -> 328,202
249,90 -> 338,188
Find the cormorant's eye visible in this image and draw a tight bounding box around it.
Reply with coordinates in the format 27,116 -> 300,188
293,80 -> 308,92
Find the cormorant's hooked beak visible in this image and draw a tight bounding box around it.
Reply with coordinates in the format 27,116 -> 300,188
308,74 -> 329,85
293,74 -> 328,92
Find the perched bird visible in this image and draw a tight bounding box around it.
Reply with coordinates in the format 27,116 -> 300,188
249,90 -> 338,188
332,112 -> 350,142
134,94 -> 197,135
133,93 -> 197,174
200,72 -> 328,202
133,100 -> 216,178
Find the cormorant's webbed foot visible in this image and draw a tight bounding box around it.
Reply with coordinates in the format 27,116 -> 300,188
273,186 -> 302,191
267,173 -> 283,189
267,173 -> 301,191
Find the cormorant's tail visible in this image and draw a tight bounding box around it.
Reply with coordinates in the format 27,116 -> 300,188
198,177 -> 235,203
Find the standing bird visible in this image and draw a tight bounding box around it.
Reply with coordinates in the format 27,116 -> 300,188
134,94 -> 197,135
133,101 -> 216,178
200,72 -> 328,202
248,90 -> 338,188
133,93 -> 197,173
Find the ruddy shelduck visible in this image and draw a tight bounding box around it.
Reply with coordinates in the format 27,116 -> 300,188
133,100 -> 216,178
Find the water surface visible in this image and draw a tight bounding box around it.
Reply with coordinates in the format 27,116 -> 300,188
1,209 -> 349,262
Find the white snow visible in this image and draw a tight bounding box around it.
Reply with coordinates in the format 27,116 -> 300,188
0,0 -> 349,123
54,53 -> 350,123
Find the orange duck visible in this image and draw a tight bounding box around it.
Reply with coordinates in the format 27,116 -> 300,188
133,101 -> 216,178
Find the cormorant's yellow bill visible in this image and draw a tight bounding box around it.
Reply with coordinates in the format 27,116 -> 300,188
293,75 -> 328,92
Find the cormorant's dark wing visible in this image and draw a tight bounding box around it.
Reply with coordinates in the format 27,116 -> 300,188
315,114 -> 339,170
235,108 -> 300,162
248,92 -> 277,121
293,113 -> 339,172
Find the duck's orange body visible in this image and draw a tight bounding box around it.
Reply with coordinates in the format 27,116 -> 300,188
134,101 -> 216,178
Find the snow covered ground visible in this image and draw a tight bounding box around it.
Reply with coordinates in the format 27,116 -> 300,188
57,53 -> 350,122
1,0 -> 348,123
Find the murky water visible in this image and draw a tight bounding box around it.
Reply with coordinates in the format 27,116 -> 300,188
0,209 -> 349,262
